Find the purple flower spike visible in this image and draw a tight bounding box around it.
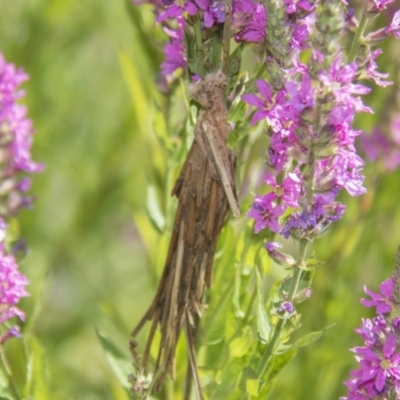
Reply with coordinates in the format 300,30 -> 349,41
0,53 -> 43,217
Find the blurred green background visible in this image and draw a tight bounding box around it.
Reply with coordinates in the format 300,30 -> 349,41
1,1 -> 400,399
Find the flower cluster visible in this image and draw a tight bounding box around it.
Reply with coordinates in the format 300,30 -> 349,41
341,275 -> 400,399
133,0 -> 270,78
0,53 -> 43,217
245,3 -> 400,246
0,52 -> 42,341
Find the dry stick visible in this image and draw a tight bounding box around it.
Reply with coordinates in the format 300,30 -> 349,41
202,121 -> 240,217
132,72 -> 238,395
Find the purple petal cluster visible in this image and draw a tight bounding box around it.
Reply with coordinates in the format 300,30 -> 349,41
278,300 -> 294,314
360,114 -> 400,172
0,53 -> 41,341
284,0 -> 315,16
134,0 -> 267,77
341,277 -> 400,399
247,193 -> 285,233
244,55 -> 369,240
160,19 -> 186,77
231,0 -> 266,43
0,53 -> 43,217
366,0 -> 396,13
0,240 -> 29,324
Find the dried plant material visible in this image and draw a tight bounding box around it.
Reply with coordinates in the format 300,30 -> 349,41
132,71 -> 238,396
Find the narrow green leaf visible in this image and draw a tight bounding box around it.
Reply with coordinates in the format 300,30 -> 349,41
153,110 -> 173,151
300,258 -> 325,271
146,185 -> 165,233
0,367 -> 14,400
293,330 -> 324,348
132,210 -> 159,259
24,337 -> 51,400
255,268 -> 271,342
96,329 -> 133,389
255,381 -> 275,399
263,348 -> 298,383
118,50 -> 151,136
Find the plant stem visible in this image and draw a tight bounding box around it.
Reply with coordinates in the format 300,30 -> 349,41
0,345 -> 21,399
348,4 -> 369,63
255,239 -> 308,379
222,0 -> 231,72
193,18 -> 205,76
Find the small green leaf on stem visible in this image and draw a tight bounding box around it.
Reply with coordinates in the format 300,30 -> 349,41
255,268 -> 271,343
293,330 -> 324,348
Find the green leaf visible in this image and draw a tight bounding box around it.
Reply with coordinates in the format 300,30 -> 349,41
255,268 -> 271,342
118,50 -> 152,136
230,101 -> 247,123
146,185 -> 165,233
300,258 -> 325,271
153,110 -> 173,151
229,328 -> 253,358
263,348 -> 298,383
239,367 -> 258,397
0,366 -> 14,400
293,330 -> 324,348
96,329 -> 133,389
254,381 -> 275,399
24,337 -> 51,400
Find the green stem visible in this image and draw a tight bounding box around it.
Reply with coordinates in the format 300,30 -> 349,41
255,239 -> 308,379
0,346 -> 21,399
222,0 -> 231,72
193,18 -> 205,76
348,4 -> 369,63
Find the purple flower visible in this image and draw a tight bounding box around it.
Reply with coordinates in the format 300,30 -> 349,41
365,10 -> 400,45
284,0 -> 315,16
355,318 -> 382,346
291,22 -> 310,51
359,126 -> 400,172
242,80 -> 286,127
278,301 -> 294,314
282,198 -> 345,240
343,265 -> 400,399
360,278 -> 395,314
247,193 -> 285,233
319,60 -> 372,115
353,333 -> 400,392
0,53 -> 43,217
264,171 -> 301,208
0,243 -> 29,324
161,21 -> 186,76
385,9 -> 400,39
366,0 -> 396,13
232,0 -> 266,43
0,325 -> 22,345
265,241 -> 296,267
359,49 -> 392,87
157,1 -> 198,22
284,74 -> 315,118
203,0 -> 226,27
